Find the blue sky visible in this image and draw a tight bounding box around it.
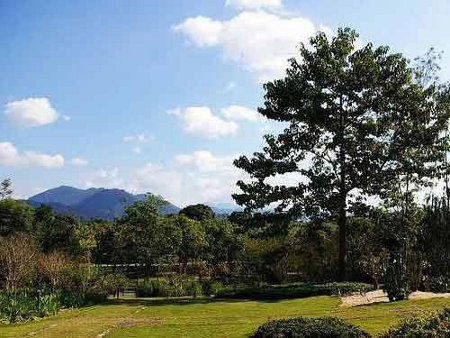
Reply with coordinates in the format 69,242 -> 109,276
1,0 -> 450,206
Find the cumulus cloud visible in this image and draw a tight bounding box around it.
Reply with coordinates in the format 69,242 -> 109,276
131,151 -> 243,206
83,167 -> 123,189
168,106 -> 238,139
225,0 -> 283,10
0,142 -> 64,168
79,149 -> 309,207
174,10 -> 330,81
4,97 -> 59,127
221,105 -> 262,122
71,157 -> 88,166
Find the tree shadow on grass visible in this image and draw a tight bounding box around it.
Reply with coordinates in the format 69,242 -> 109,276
102,296 -> 288,307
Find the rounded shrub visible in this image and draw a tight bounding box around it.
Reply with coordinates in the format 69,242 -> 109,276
380,307 -> 450,338
252,317 -> 371,338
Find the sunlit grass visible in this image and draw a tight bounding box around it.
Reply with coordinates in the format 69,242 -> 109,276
1,296 -> 450,337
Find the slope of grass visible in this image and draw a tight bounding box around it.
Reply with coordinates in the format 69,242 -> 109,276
1,296 -> 449,338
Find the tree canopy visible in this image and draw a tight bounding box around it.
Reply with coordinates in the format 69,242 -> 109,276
233,28 -> 450,278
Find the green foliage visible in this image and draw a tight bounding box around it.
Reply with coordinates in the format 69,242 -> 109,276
233,27 -> 450,281
217,282 -> 373,300
380,307 -> 450,338
0,178 -> 13,200
0,199 -> 34,236
179,204 -> 215,221
99,273 -> 129,299
243,236 -> 290,283
136,279 -> 162,297
0,289 -> 92,323
252,317 -> 371,338
136,277 -> 224,298
201,279 -> 224,295
33,207 -> 81,256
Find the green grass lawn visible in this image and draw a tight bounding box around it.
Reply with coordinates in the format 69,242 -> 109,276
1,296 -> 450,338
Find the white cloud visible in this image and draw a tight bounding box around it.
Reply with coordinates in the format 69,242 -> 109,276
123,133 -> 154,155
174,16 -> 224,47
131,151 -> 242,206
123,133 -> 153,144
174,10 -> 329,81
4,97 -> 59,127
62,115 -> 71,121
226,0 -> 283,10
78,149 -> 312,207
0,142 -> 64,168
168,106 -> 238,139
71,157 -> 88,166
221,105 -> 262,122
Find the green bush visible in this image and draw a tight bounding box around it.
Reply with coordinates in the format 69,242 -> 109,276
217,282 -> 373,300
84,284 -> 108,304
136,279 -> 161,297
201,279 -> 224,295
136,276 -> 206,298
0,291 -> 60,323
99,273 -> 129,299
252,317 -> 371,338
380,307 -> 450,337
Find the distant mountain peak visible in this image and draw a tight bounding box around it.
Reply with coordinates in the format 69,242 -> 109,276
27,186 -> 180,220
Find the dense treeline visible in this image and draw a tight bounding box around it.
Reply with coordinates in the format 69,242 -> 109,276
4,177 -> 450,307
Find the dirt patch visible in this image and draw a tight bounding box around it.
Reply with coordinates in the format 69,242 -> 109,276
97,317 -> 163,337
340,290 -> 450,307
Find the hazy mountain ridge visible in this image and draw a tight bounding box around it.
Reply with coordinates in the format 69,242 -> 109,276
27,186 -> 180,220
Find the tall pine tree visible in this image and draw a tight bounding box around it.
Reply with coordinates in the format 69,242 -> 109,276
233,28 -> 450,279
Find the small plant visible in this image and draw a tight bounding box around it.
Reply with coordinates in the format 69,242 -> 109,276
252,317 -> 371,338
380,307 -> 450,337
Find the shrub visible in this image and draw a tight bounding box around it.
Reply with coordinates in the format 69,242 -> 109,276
0,290 -> 60,323
252,317 -> 371,338
136,275 -> 205,298
201,279 -> 224,295
217,282 -> 373,300
380,307 -> 450,337
99,273 -> 129,299
136,279 -> 161,297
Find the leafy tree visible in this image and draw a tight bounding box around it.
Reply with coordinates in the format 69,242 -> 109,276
0,199 -> 34,236
233,28 -> 450,279
169,215 -> 207,273
33,207 -> 81,256
118,196 -> 181,269
203,219 -> 243,269
0,178 -> 13,200
179,204 -> 215,221
289,220 -> 339,282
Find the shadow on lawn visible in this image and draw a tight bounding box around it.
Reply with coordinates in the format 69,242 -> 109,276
104,296 -> 287,307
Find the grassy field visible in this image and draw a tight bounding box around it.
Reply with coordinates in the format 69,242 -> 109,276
1,296 -> 450,337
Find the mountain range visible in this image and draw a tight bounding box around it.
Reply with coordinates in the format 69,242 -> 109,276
27,186 -> 242,221
27,186 -> 180,220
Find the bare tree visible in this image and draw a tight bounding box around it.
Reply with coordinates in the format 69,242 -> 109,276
38,250 -> 69,289
0,234 -> 37,291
